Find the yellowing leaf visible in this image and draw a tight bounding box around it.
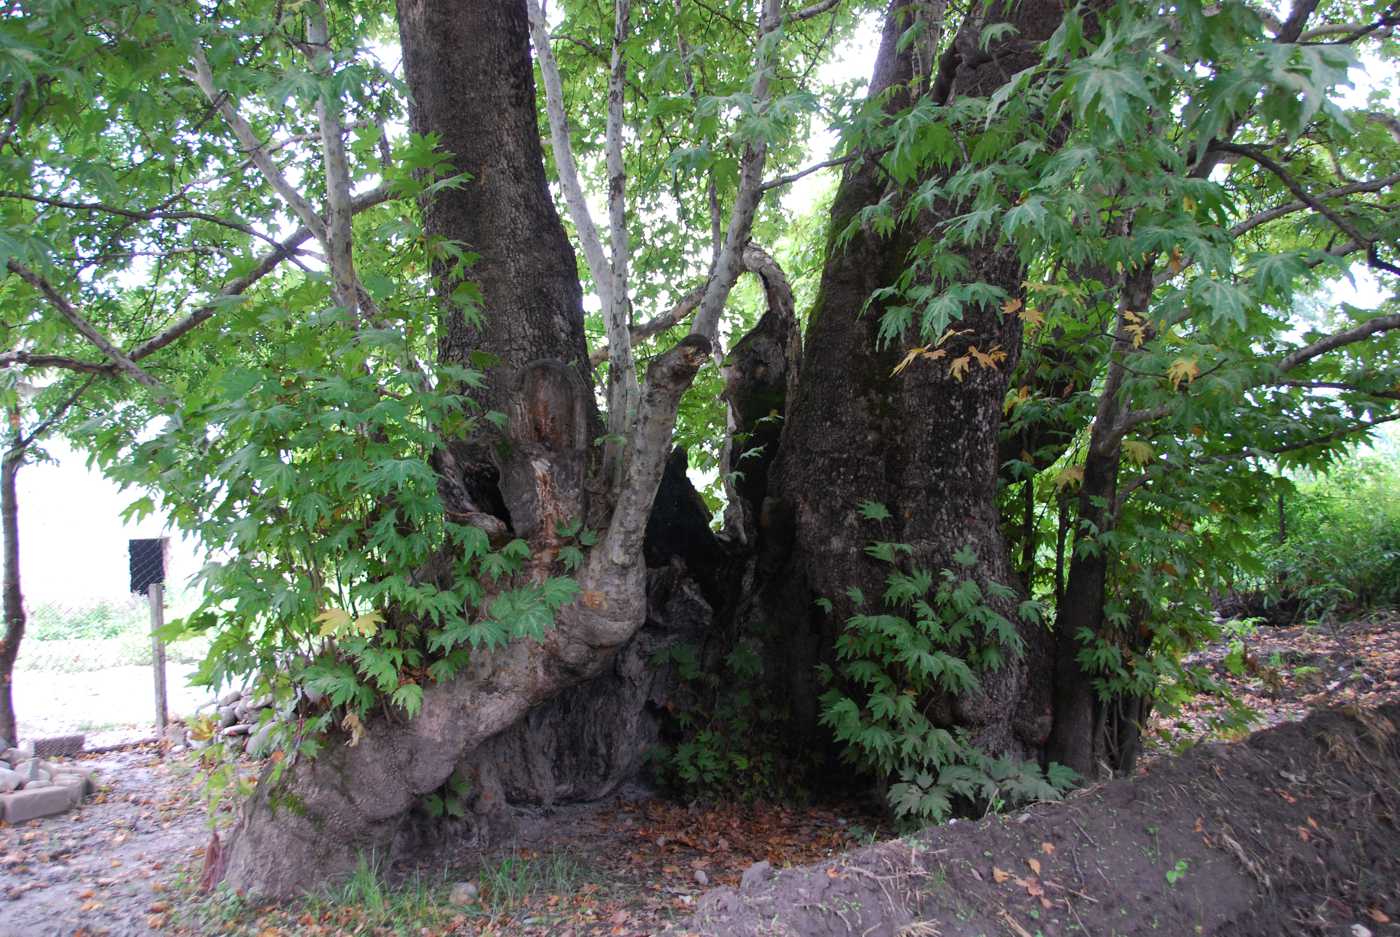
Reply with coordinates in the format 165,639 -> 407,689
1168,245 -> 1186,275
949,355 -> 972,382
1183,195 -> 1197,213
992,866 -> 1012,883
892,345 -> 929,377
1054,465 -> 1084,491
353,611 -> 384,637
341,711 -> 365,747
1004,385 -> 1032,415
1040,842 -> 1055,856
315,608 -> 352,637
1167,358 -> 1200,390
1018,306 -> 1045,329
891,345 -> 948,377
1027,857 -> 1041,875
1122,439 -> 1153,465
969,344 -> 1008,370
1001,297 -> 1023,316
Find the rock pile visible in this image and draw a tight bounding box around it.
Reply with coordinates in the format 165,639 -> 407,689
0,738 -> 98,822
173,688 -> 281,758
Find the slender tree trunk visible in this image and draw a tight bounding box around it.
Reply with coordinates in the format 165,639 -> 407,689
0,444 -> 23,746
1046,267 -> 1153,778
754,0 -> 1068,765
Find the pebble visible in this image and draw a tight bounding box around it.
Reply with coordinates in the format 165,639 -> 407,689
694,868 -> 709,886
448,881 -> 479,906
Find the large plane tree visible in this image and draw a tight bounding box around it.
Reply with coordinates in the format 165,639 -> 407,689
0,0 -> 1394,901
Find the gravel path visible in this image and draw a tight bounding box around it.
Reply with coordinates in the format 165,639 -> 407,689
0,746 -> 207,937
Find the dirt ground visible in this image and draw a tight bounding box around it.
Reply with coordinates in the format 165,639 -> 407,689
0,613 -> 1395,937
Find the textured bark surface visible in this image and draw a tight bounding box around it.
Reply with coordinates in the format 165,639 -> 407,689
0,448 -> 23,746
754,0 -> 1067,762
469,564 -> 713,807
218,0 -> 716,899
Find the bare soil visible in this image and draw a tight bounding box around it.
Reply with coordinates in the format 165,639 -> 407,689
0,614 -> 1394,937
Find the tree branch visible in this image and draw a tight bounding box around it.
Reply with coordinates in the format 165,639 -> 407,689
1213,142 -> 1374,250
760,152 -> 860,192
126,184 -> 391,363
307,1 -> 361,319
1270,378 -> 1400,400
525,0 -> 616,319
690,0 -> 784,342
589,283 -> 706,366
0,191 -> 285,251
187,46 -> 327,244
601,0 -> 640,486
6,261 -> 170,399
1278,312 -> 1400,372
786,0 -> 843,23
599,335 -> 712,566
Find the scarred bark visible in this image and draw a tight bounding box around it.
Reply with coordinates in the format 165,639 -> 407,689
218,0 -> 714,898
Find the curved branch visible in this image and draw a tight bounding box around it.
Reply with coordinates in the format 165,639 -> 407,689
589,283 -> 706,366
6,261 -> 170,400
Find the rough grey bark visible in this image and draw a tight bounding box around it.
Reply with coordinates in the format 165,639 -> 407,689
217,0 -> 712,899
754,0 -> 1068,764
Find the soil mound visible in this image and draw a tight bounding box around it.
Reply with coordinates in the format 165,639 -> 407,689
674,702 -> 1400,936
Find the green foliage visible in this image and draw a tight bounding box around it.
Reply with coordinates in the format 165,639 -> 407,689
647,637 -> 801,802
819,517 -> 1072,824
1253,452 -> 1400,619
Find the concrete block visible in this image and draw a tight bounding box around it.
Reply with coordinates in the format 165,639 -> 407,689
50,774 -> 86,801
1,785 -> 75,822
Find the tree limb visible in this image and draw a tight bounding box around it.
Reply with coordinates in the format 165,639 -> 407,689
690,0 -> 784,342
589,283 -> 706,366
1213,142 -> 1374,250
602,0 -> 640,486
187,46 -> 327,244
0,191 -> 285,251
1278,312 -> 1400,372
6,261 -> 170,399
525,0 -> 616,318
785,0 -> 842,23
760,152 -> 860,192
307,1 -> 361,319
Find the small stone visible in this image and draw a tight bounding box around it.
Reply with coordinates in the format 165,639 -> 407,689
21,779 -> 52,789
221,724 -> 253,738
740,861 -> 772,890
447,881 -> 478,906
694,869 -> 709,886
220,690 -> 243,706
217,706 -> 238,729
0,767 -> 21,793
246,722 -> 277,759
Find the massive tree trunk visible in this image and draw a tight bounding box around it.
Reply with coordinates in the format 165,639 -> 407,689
219,0 -> 711,899
752,0 -> 1067,767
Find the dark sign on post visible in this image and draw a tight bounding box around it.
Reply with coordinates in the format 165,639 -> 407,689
129,537 -> 170,731
128,537 -> 166,593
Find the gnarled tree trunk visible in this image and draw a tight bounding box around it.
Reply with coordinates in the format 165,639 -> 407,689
219,0 -> 711,899
753,0 -> 1068,766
